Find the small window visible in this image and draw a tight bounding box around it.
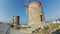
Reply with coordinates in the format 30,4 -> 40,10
40,15 -> 42,21
38,5 -> 40,7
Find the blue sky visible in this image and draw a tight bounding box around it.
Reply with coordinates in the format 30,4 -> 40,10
0,0 -> 60,24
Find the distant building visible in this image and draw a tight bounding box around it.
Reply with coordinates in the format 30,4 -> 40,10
13,16 -> 20,26
52,20 -> 60,23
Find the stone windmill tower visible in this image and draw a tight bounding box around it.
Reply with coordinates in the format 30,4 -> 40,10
13,15 -> 20,26
26,1 -> 45,26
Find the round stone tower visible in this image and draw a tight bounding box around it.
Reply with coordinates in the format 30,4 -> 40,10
27,1 -> 45,25
13,16 -> 20,26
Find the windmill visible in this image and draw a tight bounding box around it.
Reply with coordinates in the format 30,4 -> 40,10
25,0 -> 39,23
19,0 -> 40,24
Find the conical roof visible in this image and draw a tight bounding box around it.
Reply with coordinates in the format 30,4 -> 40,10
28,1 -> 41,6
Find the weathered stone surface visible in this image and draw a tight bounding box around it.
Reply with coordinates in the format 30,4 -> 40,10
28,2 -> 45,25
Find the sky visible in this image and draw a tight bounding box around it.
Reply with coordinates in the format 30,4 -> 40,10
0,0 -> 60,24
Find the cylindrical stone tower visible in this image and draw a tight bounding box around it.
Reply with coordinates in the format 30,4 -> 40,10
27,2 -> 45,25
13,16 -> 20,26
